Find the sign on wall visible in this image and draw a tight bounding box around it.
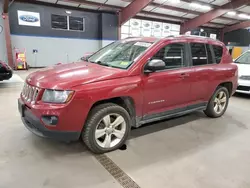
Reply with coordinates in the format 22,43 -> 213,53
130,19 -> 141,36
17,10 -> 41,27
152,22 -> 162,37
141,20 -> 152,37
162,23 -> 171,37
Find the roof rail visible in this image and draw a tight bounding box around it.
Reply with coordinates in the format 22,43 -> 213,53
167,34 -> 220,41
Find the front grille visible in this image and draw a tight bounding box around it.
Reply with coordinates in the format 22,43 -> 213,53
237,85 -> 250,91
239,75 -> 250,80
21,83 -> 41,104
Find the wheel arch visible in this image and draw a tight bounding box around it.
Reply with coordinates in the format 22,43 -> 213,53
89,96 -> 137,127
218,82 -> 233,96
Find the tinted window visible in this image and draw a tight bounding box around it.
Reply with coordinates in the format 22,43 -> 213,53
235,51 -> 250,64
69,16 -> 84,31
206,44 -> 214,64
213,45 -> 223,64
51,14 -> 67,30
191,43 -> 207,66
152,43 -> 185,70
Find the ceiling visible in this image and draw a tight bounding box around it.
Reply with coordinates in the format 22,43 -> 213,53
35,0 -> 250,29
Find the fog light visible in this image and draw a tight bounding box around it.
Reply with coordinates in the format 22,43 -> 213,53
41,116 -> 58,126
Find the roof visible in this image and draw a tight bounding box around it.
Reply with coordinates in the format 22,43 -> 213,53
121,35 -> 223,45
122,37 -> 159,43
34,0 -> 250,29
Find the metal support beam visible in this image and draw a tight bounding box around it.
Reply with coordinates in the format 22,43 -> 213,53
2,13 -> 14,67
223,20 -> 250,33
119,0 -> 153,26
3,0 -> 9,13
180,0 -> 250,34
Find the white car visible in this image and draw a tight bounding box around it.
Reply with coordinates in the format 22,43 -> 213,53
235,51 -> 250,94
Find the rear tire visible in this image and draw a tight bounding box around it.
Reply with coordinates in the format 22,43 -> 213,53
82,103 -> 131,154
204,86 -> 229,118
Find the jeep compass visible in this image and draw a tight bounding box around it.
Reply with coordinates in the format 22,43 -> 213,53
18,36 -> 238,153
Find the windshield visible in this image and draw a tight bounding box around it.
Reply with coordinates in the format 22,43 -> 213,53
235,51 -> 250,64
88,40 -> 152,69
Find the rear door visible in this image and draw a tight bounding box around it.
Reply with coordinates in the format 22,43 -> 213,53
188,42 -> 215,103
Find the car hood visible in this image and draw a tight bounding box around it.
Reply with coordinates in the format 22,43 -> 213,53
26,62 -> 127,90
236,63 -> 250,76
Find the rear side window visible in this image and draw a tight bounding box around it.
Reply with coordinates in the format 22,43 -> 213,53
213,45 -> 223,64
190,43 -> 207,66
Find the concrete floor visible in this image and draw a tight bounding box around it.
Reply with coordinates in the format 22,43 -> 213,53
1,69 -> 250,188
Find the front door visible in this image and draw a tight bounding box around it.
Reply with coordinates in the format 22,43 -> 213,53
142,42 -> 193,117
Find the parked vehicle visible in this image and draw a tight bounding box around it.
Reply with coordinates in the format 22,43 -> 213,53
234,50 -> 250,94
0,60 -> 13,81
18,36 -> 238,153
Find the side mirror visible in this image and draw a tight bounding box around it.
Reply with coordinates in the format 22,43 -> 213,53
81,55 -> 90,61
80,53 -> 93,61
144,59 -> 165,73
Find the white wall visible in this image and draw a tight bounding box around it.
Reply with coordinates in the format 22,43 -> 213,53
101,40 -> 114,48
0,1 -> 7,63
11,35 -> 101,67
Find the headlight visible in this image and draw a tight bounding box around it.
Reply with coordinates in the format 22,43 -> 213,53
42,89 -> 74,103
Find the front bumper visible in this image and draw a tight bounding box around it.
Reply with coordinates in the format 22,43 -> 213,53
236,79 -> 250,94
18,99 -> 81,142
0,70 -> 12,80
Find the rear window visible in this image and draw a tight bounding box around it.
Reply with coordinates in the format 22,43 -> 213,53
212,45 -> 223,64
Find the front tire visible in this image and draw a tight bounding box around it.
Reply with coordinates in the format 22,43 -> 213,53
204,86 -> 229,118
82,103 -> 131,154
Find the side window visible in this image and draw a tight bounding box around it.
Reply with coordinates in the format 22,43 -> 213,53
213,45 -> 223,64
206,44 -> 214,64
190,43 -> 207,66
152,43 -> 185,70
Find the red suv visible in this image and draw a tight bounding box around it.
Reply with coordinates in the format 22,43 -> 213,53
18,36 -> 238,153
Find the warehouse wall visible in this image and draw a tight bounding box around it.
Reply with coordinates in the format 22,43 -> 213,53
0,1 -> 7,63
224,29 -> 250,46
9,2 -> 118,67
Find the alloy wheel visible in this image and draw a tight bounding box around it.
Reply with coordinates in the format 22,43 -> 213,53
95,113 -> 126,148
213,91 -> 227,114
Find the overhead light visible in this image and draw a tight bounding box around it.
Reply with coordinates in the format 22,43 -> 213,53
201,5 -> 211,10
65,10 -> 72,14
190,2 -> 200,8
239,13 -> 250,19
227,11 -> 236,16
169,0 -> 180,3
190,2 -> 211,10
